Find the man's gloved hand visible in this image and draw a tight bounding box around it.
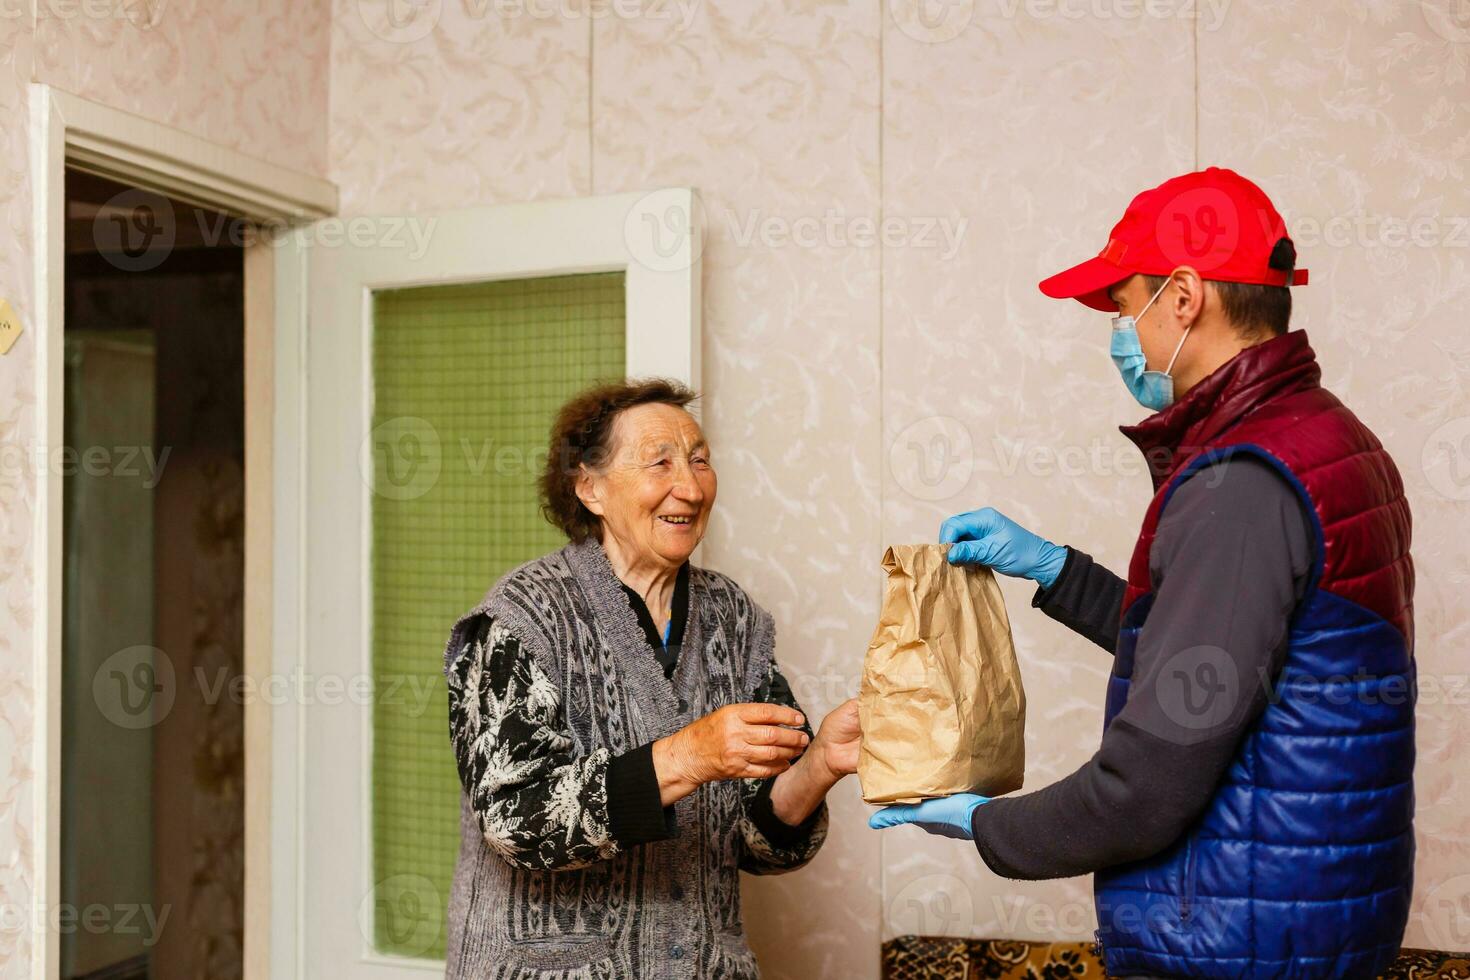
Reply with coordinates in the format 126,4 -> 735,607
939,507 -> 1067,589
867,794 -> 991,841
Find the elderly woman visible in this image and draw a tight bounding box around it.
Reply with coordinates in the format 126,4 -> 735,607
442,378 -> 859,979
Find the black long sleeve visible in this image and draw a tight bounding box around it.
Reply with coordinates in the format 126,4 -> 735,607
605,741 -> 678,846
971,457 -> 1313,879
1031,547 -> 1128,654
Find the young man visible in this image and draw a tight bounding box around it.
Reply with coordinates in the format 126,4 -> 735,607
871,168 -> 1415,978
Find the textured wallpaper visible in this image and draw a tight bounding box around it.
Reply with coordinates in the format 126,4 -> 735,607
0,12 -> 36,980
33,0 -> 331,176
0,1 -> 1466,977
0,5 -> 330,977
329,0 -> 589,213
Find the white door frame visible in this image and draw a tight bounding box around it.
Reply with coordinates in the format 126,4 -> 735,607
290,187 -> 702,976
29,83 -> 337,980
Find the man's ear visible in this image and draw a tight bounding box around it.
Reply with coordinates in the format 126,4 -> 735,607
574,464 -> 605,518
1169,266 -> 1205,324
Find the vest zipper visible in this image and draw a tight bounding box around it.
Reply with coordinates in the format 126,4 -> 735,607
1180,837 -> 1198,925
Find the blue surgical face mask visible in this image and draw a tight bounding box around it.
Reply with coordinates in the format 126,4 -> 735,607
1110,278 -> 1192,412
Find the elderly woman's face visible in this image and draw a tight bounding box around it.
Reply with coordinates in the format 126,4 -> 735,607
578,403 -> 717,567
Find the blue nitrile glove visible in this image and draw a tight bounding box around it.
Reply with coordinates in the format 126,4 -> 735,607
868,794 -> 991,840
939,507 -> 1067,589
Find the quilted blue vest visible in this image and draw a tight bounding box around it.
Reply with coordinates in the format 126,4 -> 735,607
1095,332 -> 1415,979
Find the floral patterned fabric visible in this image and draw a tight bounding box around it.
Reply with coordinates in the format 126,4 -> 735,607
449,618 -> 618,871
881,937 -> 1470,980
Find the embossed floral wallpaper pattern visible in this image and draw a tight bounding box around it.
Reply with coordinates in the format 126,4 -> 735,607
3,1 -> 1469,977
0,5 -> 331,977
0,12 -> 38,980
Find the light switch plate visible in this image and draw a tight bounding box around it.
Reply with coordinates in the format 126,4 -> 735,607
0,300 -> 21,355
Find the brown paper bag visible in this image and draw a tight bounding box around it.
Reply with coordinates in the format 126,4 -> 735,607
858,544 -> 1026,805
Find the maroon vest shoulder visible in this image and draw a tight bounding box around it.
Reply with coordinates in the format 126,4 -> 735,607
1124,385 -> 1413,646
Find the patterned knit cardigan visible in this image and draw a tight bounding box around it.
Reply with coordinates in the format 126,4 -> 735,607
441,538 -> 828,980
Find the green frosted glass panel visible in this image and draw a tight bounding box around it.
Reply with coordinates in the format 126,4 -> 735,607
368,272 -> 625,959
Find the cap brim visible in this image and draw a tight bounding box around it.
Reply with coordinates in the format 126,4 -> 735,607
1038,255 -> 1132,312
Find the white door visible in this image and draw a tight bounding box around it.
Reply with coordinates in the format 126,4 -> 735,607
270,190 -> 701,978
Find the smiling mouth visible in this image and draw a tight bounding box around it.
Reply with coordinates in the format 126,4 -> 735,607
659,515 -> 695,526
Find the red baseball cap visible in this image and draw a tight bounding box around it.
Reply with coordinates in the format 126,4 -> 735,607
1038,167 -> 1310,312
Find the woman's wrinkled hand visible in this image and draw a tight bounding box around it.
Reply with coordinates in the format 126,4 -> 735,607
811,698 -> 861,780
653,704 -> 809,802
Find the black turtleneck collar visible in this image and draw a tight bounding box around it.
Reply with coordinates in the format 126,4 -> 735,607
616,562 -> 690,680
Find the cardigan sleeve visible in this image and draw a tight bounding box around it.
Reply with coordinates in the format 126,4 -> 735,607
735,660 -> 829,875
447,613 -> 672,871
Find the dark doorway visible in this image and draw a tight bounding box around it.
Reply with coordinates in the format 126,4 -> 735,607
61,170 -> 246,980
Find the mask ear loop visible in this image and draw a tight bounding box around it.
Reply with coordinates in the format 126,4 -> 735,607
1163,324 -> 1192,376
1135,275 -> 1173,321
1158,268 -> 1193,379
1141,270 -> 1191,376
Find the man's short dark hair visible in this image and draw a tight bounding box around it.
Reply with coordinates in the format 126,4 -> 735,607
1142,274 -> 1292,338
1144,237 -> 1296,338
